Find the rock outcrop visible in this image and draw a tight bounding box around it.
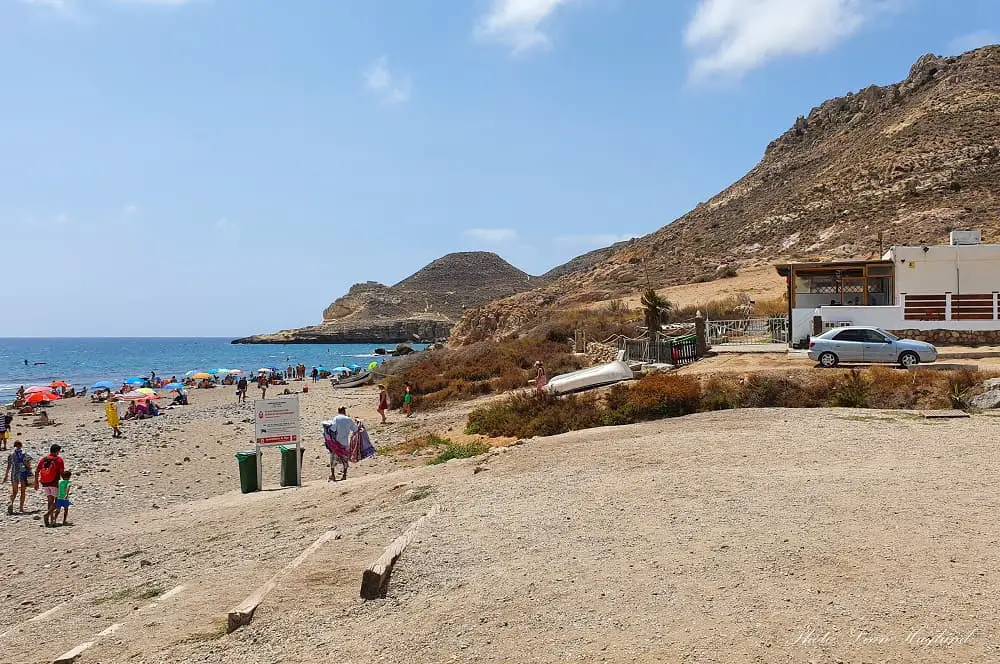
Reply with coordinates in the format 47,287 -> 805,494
451,46 -> 1000,344
234,252 -> 542,345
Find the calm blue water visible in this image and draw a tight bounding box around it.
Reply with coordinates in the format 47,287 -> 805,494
0,338 -> 412,402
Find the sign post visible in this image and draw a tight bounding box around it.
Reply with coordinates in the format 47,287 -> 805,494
254,396 -> 301,488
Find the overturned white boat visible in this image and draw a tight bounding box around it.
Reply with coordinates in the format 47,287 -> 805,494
545,359 -> 634,395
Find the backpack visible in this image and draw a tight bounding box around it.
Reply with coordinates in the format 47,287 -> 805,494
13,450 -> 31,481
38,456 -> 60,484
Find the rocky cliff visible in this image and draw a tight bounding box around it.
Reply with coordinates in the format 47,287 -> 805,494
233,252 -> 541,344
451,46 -> 1000,344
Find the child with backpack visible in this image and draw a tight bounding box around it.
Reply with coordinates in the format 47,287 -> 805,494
4,440 -> 32,515
56,470 -> 73,526
35,444 -> 65,528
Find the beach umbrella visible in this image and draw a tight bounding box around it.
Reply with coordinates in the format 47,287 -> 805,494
26,392 -> 60,403
50,380 -> 71,389
258,368 -> 272,374
205,369 -> 220,375
331,366 -> 351,374
24,386 -> 51,394
116,391 -> 161,401
191,372 -> 212,380
348,364 -> 362,371
229,369 -> 244,376
184,370 -> 199,377
136,388 -> 157,396
91,380 -> 117,390
125,377 -> 146,385
368,361 -> 378,371
162,382 -> 185,390
315,366 -> 330,372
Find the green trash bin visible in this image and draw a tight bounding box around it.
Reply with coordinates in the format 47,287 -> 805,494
235,450 -> 260,493
279,445 -> 305,487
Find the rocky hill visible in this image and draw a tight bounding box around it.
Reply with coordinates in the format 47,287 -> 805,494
451,46 -> 1000,344
233,252 -> 541,344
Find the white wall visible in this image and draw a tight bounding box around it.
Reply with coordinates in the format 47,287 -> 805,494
891,244 -> 1000,295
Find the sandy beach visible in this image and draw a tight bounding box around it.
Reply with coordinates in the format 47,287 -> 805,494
2,382 -> 1000,663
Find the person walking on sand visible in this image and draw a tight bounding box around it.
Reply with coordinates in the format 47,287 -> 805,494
4,440 -> 32,515
105,400 -> 122,438
326,406 -> 357,482
236,375 -> 248,403
402,382 -> 414,418
35,444 -> 64,527
257,373 -> 268,400
55,470 -> 73,526
377,385 -> 390,423
534,361 -> 547,392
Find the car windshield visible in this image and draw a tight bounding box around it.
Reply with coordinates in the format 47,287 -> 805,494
879,329 -> 899,341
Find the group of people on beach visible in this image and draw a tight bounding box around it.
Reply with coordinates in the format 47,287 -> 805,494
4,441 -> 74,527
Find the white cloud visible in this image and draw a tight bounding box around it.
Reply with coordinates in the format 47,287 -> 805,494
475,0 -> 576,54
465,228 -> 518,244
948,30 -> 998,54
364,56 -> 412,105
554,233 -> 635,250
684,0 -> 891,80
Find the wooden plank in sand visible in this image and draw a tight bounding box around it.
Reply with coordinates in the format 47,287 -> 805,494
226,528 -> 341,633
360,504 -> 439,601
921,410 -> 971,418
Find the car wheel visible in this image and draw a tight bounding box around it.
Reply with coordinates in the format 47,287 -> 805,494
818,351 -> 839,368
899,351 -> 920,368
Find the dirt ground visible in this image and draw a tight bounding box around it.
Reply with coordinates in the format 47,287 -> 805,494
3,395 -> 1000,663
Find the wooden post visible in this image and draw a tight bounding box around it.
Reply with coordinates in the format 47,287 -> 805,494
361,504 -> 439,600
694,311 -> 708,356
227,529 -> 340,633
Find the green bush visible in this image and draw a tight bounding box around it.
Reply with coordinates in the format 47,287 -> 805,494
828,370 -> 871,408
429,441 -> 490,465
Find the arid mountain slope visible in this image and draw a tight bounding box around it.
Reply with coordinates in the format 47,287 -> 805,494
451,46 -> 1000,343
234,252 -> 541,344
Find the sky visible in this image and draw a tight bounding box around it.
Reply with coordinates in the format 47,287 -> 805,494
1,0 -> 997,337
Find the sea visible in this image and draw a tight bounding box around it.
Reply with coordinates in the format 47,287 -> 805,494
0,338 -> 416,403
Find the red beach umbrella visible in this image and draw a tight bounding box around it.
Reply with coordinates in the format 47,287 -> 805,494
25,392 -> 60,404
24,386 -> 51,394
50,380 -> 71,389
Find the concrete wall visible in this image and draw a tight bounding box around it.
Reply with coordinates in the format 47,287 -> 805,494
790,304 -> 1000,346
890,244 -> 1000,295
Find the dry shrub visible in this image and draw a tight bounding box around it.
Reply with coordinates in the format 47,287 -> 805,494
700,376 -> 742,411
828,370 -> 871,408
466,392 -> 603,438
738,374 -> 811,408
624,373 -> 702,420
383,338 -> 586,410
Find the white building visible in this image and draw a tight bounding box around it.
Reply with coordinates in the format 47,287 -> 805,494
776,231 -> 1000,347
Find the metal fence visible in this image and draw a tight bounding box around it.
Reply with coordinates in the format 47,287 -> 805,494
707,317 -> 788,345
620,336 -> 699,366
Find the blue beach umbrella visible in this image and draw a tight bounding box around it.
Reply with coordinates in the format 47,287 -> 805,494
125,377 -> 146,385
91,380 -> 117,390
162,382 -> 185,390
331,366 -> 350,374
205,369 -> 220,375
348,364 -> 362,371
315,365 -> 330,372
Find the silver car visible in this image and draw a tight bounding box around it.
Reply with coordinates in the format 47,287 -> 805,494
808,326 -> 938,368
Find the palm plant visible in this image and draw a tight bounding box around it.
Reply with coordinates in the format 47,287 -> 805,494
640,288 -> 672,346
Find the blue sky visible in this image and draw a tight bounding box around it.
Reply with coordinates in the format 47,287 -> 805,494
2,0 -> 996,337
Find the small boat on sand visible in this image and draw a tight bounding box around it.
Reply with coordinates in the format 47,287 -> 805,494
545,359 -> 634,395
333,371 -> 374,389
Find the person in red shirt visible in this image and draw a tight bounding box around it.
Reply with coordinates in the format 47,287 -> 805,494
35,444 -> 65,528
